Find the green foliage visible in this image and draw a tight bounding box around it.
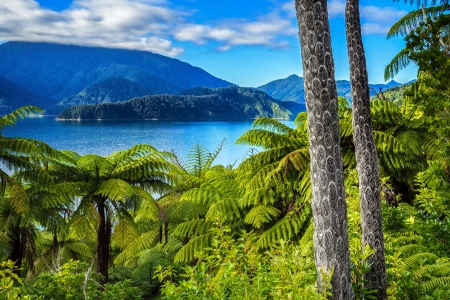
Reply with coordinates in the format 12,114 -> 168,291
158,222 -> 329,300
23,260 -> 142,300
0,260 -> 24,300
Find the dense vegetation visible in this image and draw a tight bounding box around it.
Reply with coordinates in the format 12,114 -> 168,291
57,86 -> 305,120
2,1 -> 450,299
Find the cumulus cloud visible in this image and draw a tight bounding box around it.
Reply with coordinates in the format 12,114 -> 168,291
326,0 -> 408,35
0,0 -> 298,55
0,0 -> 185,56
174,10 -> 296,50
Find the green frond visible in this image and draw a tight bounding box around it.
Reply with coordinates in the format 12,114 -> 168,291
108,144 -> 158,166
132,247 -> 170,281
236,129 -> 294,149
422,277 -> 450,292
174,233 -> 214,263
251,118 -> 294,134
371,100 -> 404,126
134,190 -> 159,223
340,118 -> 353,138
239,188 -> 276,208
0,106 -> 42,132
115,229 -> 160,266
8,183 -> 29,214
96,179 -> 136,201
298,221 -> 314,257
403,252 -> 439,267
396,130 -> 423,156
181,187 -> 222,206
415,260 -> 450,277
163,235 -> 184,255
112,217 -> 140,250
384,48 -> 411,81
77,154 -> 113,176
294,112 -> 308,129
278,149 -> 310,172
256,208 -> 311,250
112,156 -> 172,184
64,241 -> 94,258
387,6 -> 448,38
206,198 -> 241,222
244,205 -> 280,228
173,219 -> 213,239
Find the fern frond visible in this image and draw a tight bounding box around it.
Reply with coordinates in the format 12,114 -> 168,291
206,198 -> 241,222
0,106 -> 42,131
252,118 -> 294,134
422,277 -> 450,292
174,233 -> 214,263
173,219 -> 213,238
239,188 -> 276,208
256,208 -> 311,249
244,205 -> 280,228
388,5 -> 448,38
384,48 -> 411,81
114,228 -> 160,266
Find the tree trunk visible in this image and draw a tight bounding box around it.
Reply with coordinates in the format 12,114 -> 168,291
96,200 -> 111,285
8,228 -> 23,275
345,1 -> 387,298
294,1 -> 354,298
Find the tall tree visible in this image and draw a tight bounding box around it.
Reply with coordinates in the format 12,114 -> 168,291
294,1 -> 354,298
40,145 -> 173,284
345,0 -> 387,298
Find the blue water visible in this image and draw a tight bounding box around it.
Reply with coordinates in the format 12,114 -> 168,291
2,117 -> 295,166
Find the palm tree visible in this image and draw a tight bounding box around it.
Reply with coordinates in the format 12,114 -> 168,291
294,0 -> 354,298
345,0 -> 386,297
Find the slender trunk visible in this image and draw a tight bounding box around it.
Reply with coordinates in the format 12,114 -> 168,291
96,200 -> 110,285
295,1 -> 354,298
345,1 -> 387,298
8,229 -> 22,275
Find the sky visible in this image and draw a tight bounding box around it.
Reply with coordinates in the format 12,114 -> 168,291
1,0 -> 420,87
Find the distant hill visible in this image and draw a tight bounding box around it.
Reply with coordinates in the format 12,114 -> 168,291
57,86 -> 305,120
257,74 -> 404,103
0,41 -> 233,113
46,77 -> 168,114
0,76 -> 52,115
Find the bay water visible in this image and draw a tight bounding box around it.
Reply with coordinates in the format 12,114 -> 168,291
3,117 -> 295,166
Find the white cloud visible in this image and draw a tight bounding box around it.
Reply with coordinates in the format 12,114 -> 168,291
0,0 -> 298,55
328,0 -> 346,18
173,9 -> 296,50
0,0 -> 184,56
360,5 -> 407,23
326,0 -> 408,35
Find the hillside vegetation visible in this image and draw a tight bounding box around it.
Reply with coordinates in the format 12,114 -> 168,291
57,86 -> 305,120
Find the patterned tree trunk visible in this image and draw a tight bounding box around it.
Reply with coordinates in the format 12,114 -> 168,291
294,1 -> 354,298
345,1 -> 387,298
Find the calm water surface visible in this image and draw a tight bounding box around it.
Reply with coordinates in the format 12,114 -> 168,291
3,117 -> 295,166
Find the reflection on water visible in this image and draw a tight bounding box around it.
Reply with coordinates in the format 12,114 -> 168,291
3,117 -> 295,166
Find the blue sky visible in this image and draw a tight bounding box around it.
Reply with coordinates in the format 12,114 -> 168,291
1,0 -> 419,86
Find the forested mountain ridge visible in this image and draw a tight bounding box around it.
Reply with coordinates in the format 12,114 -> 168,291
257,74 -> 404,103
0,41 -> 233,113
57,86 -> 305,120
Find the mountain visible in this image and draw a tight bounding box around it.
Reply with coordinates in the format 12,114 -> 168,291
57,86 -> 305,120
0,41 -> 233,113
46,77 -> 167,114
257,74 -> 404,103
0,76 -> 52,115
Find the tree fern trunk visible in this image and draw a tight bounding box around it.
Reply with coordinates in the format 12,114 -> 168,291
294,1 -> 354,298
8,227 -> 22,275
345,1 -> 387,298
96,199 -> 110,285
